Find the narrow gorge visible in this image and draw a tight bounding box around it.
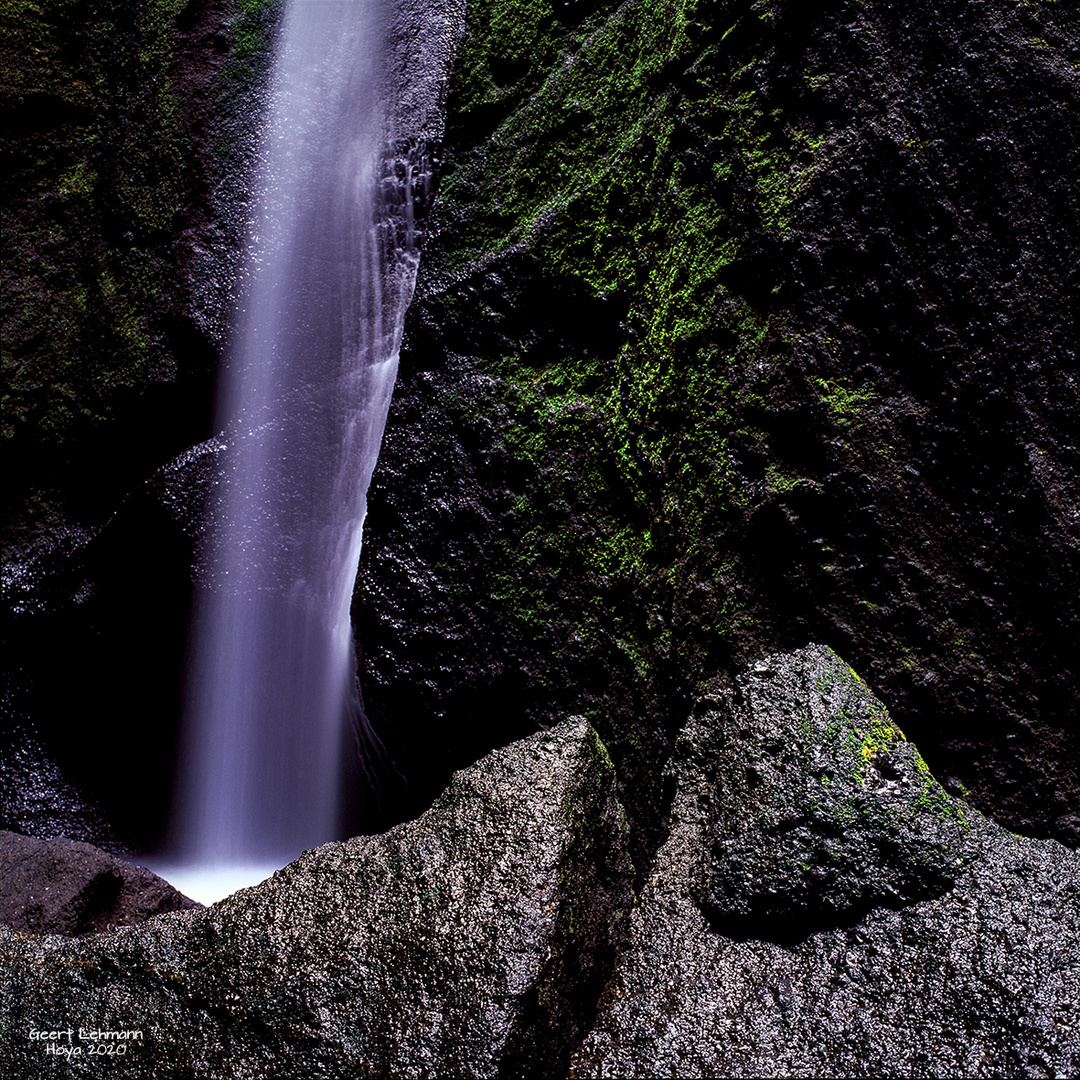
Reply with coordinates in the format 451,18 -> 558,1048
1,0 -> 1078,1076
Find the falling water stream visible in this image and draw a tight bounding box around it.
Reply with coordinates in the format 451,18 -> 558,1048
160,0 -> 421,902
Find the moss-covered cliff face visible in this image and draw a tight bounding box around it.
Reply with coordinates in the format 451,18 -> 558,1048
356,0 -> 1080,857
0,0 -> 282,554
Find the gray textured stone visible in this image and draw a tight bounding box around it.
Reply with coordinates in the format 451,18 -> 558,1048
690,647 -> 968,936
385,0 -> 466,143
0,718 -> 631,1079
572,644 -> 1080,1078
3,648 -> 1078,1077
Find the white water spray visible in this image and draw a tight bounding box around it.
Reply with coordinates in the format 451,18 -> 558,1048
165,0 -> 424,896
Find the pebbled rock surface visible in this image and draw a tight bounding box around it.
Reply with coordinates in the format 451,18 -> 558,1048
691,647 -> 968,935
572,645 -> 1080,1078
0,718 -> 633,1079
0,831 -> 199,936
0,719 -> 118,854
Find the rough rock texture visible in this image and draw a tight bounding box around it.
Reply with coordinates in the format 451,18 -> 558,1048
0,453 -> 204,848
355,0 -> 1080,858
0,831 -> 199,935
385,0 -> 466,142
0,0 -> 283,552
0,718 -> 633,1079
2,649 -> 1076,1078
572,645 -> 1080,1077
0,718 -> 117,851
691,648 -> 968,936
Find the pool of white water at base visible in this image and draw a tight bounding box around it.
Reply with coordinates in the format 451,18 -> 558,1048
147,862 -> 285,907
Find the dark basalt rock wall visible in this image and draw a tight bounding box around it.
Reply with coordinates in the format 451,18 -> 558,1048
1,649 -> 1076,1078
355,0 -> 1080,855
0,0 -> 284,554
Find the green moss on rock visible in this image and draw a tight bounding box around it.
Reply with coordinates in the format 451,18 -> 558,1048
361,0 -> 1080,854
686,644 -> 968,933
0,0 -> 282,552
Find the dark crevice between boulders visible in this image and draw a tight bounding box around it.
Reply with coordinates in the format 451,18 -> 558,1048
496,728 -> 637,1080
492,720 -> 690,1079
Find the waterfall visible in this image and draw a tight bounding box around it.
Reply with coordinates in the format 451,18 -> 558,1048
167,0 -> 424,888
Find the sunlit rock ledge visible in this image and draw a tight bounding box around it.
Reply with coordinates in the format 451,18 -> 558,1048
1,646 -> 1078,1079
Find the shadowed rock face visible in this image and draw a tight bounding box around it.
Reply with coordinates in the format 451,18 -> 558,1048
2,648 -> 1076,1079
0,719 -> 633,1079
0,0 -> 284,554
0,831 -> 199,936
572,645 -> 1080,1078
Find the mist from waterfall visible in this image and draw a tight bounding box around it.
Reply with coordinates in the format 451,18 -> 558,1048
168,0 -> 421,883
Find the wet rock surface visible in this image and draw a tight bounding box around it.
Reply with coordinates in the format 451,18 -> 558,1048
573,645 -> 1080,1078
2,648 -> 1077,1078
356,0 -> 1080,852
0,0 -> 283,553
0,457 -> 201,849
0,831 -> 199,936
690,646 -> 968,935
0,718 -> 632,1079
0,725 -> 118,853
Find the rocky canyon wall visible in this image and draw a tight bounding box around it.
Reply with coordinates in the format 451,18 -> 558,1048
355,0 -> 1080,860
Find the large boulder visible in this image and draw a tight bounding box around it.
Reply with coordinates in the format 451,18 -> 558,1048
573,645 -> 1080,1077
0,831 -> 199,936
0,718 -> 632,1078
